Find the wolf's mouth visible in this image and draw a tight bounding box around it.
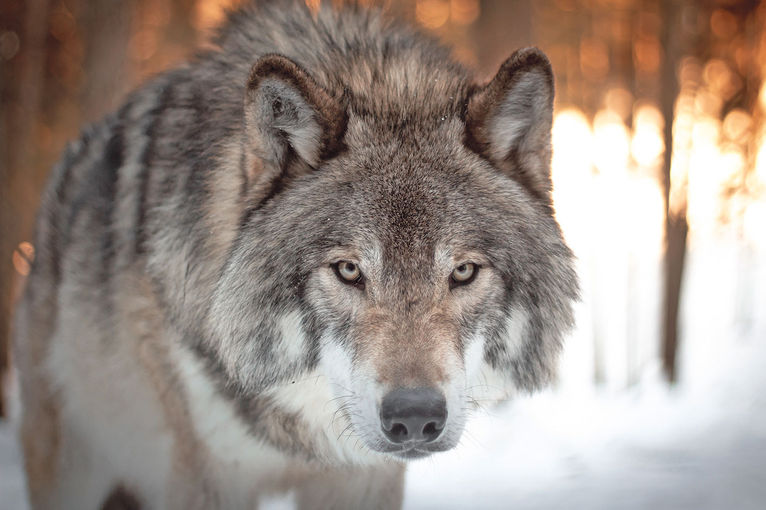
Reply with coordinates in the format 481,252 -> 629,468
372,436 -> 455,460
386,446 -> 436,460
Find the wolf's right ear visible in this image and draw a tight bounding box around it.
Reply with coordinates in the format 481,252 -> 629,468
244,54 -> 347,192
465,48 -> 554,203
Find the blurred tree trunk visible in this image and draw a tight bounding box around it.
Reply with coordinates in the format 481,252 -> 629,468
76,1 -> 135,123
0,0 -> 52,418
660,0 -> 686,384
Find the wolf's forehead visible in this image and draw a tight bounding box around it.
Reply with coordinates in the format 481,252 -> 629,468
355,210 -> 441,267
363,176 -> 447,244
327,135 -> 488,262
355,194 -> 453,280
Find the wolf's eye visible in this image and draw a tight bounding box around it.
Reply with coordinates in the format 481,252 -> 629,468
333,261 -> 365,288
450,263 -> 477,288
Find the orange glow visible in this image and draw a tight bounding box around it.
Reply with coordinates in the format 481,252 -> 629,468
416,0 -> 450,30
49,5 -> 76,42
710,9 -> 738,40
722,109 -> 751,143
694,90 -> 722,117
633,37 -> 660,74
130,29 -> 158,62
554,0 -> 576,12
704,59 -> 741,101
12,242 -> 35,277
305,0 -> 321,14
450,0 -> 479,26
452,46 -> 477,67
195,0 -> 243,32
579,38 -> 609,78
144,2 -> 171,28
679,57 -> 702,87
604,88 -> 633,121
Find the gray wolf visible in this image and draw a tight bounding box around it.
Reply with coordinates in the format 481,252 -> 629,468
13,1 -> 578,508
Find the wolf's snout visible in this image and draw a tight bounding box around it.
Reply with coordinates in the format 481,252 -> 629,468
380,387 -> 447,444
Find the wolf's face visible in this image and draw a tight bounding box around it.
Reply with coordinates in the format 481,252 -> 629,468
208,50 -> 578,460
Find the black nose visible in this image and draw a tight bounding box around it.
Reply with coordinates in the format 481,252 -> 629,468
380,387 -> 447,444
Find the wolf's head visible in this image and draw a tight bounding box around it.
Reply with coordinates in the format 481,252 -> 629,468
208,46 -> 578,460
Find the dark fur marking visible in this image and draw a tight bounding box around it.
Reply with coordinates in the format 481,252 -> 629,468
44,137 -> 91,284
63,118 -> 121,258
95,121 -> 124,330
182,84 -> 214,208
99,123 -> 123,280
238,133 -> 249,196
135,85 -> 173,256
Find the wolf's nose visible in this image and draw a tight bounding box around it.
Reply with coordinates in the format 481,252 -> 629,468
380,387 -> 447,444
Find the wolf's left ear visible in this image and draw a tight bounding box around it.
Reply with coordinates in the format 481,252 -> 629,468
244,54 -> 347,187
465,48 -> 554,202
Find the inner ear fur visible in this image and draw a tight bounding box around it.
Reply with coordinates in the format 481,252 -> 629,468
244,54 -> 347,194
465,47 -> 555,203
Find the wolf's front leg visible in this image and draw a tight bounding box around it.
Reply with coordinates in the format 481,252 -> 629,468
295,462 -> 405,510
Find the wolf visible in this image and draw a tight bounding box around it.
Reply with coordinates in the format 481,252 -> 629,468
13,1 -> 578,509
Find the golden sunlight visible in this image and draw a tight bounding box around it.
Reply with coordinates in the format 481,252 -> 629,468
592,109 -> 630,176
631,104 -> 664,168
449,0 -> 480,26
416,0 -> 450,30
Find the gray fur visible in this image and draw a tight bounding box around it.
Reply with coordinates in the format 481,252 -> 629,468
14,1 -> 578,508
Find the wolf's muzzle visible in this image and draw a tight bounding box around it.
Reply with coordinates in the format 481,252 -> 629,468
380,387 -> 447,446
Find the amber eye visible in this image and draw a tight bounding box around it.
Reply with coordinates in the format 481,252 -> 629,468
333,261 -> 365,288
450,263 -> 477,288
